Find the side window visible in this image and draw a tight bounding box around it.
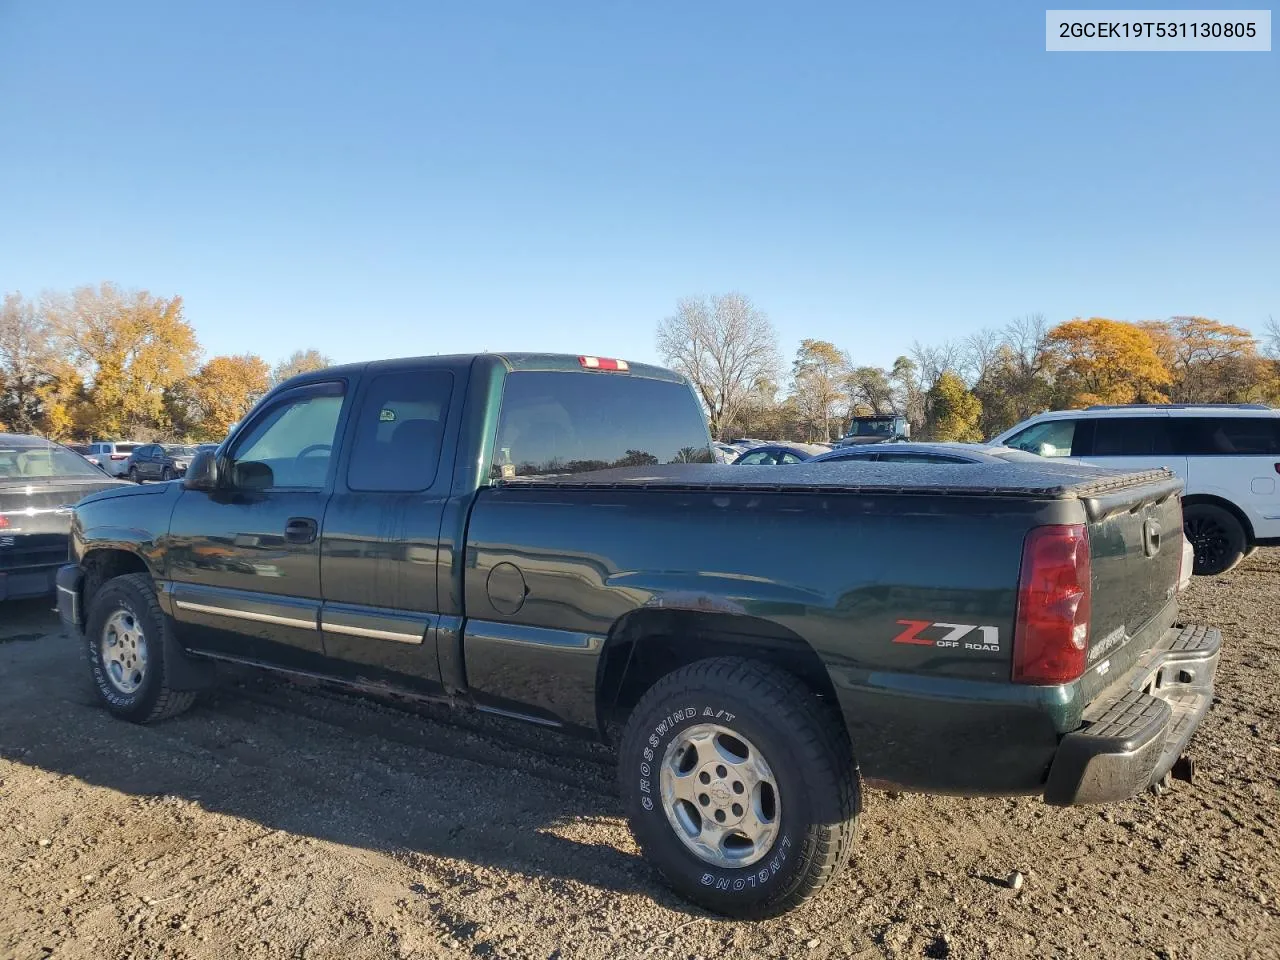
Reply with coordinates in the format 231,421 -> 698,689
231,384 -> 345,490
779,453 -> 803,464
492,372 -> 714,479
1006,419 -> 1078,458
738,451 -> 772,465
1175,417 -> 1280,456
346,371 -> 453,492
1091,417 -> 1174,456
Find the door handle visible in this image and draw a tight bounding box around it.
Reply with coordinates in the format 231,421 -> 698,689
284,517 -> 318,544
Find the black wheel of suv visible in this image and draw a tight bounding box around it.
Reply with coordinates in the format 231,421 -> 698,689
1183,503 -> 1246,576
127,466 -> 140,483
619,657 -> 859,918
161,466 -> 174,481
84,573 -> 198,723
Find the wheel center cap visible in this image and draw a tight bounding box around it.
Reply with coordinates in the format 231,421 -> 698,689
709,782 -> 731,806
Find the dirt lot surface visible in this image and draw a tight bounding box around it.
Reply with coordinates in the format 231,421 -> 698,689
2,554 -> 1277,960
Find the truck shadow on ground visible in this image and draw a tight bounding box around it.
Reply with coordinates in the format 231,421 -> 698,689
0,604 -> 694,911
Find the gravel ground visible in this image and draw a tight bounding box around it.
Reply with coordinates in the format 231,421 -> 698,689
1,552 -> 1277,960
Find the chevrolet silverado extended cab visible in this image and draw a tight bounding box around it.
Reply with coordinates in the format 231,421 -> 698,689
57,353 -> 1220,917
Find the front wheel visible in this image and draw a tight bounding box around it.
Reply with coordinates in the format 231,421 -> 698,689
127,466 -> 140,483
161,466 -> 174,481
1183,503 -> 1246,576
84,573 -> 199,723
618,658 -> 859,918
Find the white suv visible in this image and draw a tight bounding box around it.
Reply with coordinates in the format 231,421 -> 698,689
994,404 -> 1280,575
85,441 -> 142,478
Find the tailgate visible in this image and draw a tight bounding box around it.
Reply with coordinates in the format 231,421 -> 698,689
1080,476 -> 1185,696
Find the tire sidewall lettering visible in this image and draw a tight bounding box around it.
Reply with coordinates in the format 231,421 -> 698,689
86,587 -> 154,713
632,699 -> 795,898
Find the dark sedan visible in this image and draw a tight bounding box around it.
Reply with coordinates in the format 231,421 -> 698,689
125,443 -> 200,482
809,442 -> 1066,465
0,434 -> 129,600
732,442 -> 832,464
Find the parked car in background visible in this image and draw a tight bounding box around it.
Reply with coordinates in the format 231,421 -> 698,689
836,414 -> 910,446
0,434 -> 128,600
732,442 -> 832,464
67,444 -> 106,471
86,441 -> 141,477
994,404 -> 1280,575
812,442 -> 1055,465
712,442 -> 740,464
57,351 -> 1218,917
125,444 -> 200,482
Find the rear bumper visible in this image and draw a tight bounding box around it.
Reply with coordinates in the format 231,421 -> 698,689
1044,623 -> 1220,805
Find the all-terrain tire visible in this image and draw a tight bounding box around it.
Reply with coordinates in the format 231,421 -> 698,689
618,657 -> 859,918
84,573 -> 199,723
1183,503 -> 1247,576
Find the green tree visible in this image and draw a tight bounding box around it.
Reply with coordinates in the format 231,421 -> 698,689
925,371 -> 983,441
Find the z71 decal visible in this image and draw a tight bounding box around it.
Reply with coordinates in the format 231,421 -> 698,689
893,619 -> 1001,652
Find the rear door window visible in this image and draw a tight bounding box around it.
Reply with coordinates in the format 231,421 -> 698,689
493,372 -> 713,478
346,371 -> 454,492
1174,417 -> 1280,455
1090,417 -> 1175,456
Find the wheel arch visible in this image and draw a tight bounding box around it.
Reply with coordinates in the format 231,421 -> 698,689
596,608 -> 843,741
81,547 -> 154,615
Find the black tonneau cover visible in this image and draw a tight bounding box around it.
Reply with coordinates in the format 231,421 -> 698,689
499,461 -> 1179,502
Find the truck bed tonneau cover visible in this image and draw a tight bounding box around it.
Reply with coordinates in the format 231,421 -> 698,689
499,462 -> 1179,500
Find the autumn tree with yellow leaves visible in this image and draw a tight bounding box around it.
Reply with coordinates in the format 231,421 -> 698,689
1042,318 -> 1173,408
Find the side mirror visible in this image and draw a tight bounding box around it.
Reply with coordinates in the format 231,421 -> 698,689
183,450 -> 219,491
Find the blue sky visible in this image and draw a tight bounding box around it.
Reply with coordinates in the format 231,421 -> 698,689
0,2 -> 1275,371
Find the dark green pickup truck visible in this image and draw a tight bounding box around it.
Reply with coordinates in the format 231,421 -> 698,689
56,353 -> 1220,917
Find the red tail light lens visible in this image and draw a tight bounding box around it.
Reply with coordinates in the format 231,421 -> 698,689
110,454 -> 128,460
578,355 -> 629,372
1012,524 -> 1092,685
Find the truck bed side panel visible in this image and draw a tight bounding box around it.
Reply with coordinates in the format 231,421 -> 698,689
462,486 -> 1072,789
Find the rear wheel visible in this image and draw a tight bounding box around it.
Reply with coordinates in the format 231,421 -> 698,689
618,657 -> 859,918
1183,503 -> 1246,576
127,466 -> 139,483
84,573 -> 198,723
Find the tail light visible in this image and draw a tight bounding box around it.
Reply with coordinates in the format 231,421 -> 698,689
0,515 -> 9,529
110,454 -> 128,460
1012,524 -> 1092,685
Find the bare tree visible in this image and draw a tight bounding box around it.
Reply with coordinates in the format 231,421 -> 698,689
909,339 -> 962,392
961,327 -> 1003,387
656,293 -> 780,439
1264,315 -> 1280,360
272,348 -> 333,386
1004,313 -> 1050,379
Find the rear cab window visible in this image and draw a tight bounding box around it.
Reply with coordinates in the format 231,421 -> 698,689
492,371 -> 713,479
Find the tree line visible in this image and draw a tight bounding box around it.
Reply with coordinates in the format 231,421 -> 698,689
657,293 -> 1280,442
0,284 -> 331,442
